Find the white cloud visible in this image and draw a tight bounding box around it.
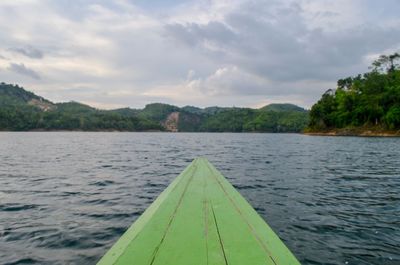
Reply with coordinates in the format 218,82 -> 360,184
0,0 -> 399,109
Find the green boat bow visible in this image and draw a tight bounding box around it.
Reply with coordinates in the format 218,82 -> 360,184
97,158 -> 300,265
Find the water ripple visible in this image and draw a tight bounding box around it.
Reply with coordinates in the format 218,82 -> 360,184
0,132 -> 399,265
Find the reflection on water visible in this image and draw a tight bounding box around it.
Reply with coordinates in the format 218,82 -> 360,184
0,132 -> 399,265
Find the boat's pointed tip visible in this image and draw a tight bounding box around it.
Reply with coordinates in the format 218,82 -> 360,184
193,157 -> 209,163
195,156 -> 208,160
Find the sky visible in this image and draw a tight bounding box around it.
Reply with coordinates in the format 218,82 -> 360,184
0,0 -> 399,109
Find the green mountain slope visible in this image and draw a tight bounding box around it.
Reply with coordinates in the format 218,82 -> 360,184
0,83 -> 48,104
261,103 -> 306,112
138,103 -> 180,121
0,83 -> 161,131
0,82 -> 309,132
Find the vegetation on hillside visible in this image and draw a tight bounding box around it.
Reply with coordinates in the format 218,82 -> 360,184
0,83 -> 161,131
261,103 -> 307,113
308,53 -> 400,132
137,103 -> 180,121
195,107 -> 303,132
0,82 -> 309,132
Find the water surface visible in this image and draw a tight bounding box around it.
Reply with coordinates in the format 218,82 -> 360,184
0,132 -> 399,265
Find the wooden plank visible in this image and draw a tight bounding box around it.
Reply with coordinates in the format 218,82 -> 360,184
97,158 -> 300,265
97,160 -> 197,265
150,159 -> 209,265
203,159 -> 276,265
205,158 -> 300,265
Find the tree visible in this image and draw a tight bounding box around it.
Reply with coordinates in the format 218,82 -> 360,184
337,77 -> 353,90
371,53 -> 400,73
308,52 -> 400,131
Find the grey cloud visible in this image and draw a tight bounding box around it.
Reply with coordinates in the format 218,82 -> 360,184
8,63 -> 41,80
9,46 -> 44,59
0,0 -> 399,109
164,1 -> 400,85
165,21 -> 236,48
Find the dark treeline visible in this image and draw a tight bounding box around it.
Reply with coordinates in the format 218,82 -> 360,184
198,106 -> 308,132
308,53 -> 400,131
0,84 -> 161,131
0,83 -> 309,132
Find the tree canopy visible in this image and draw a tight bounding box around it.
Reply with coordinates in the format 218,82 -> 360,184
308,53 -> 400,131
0,83 -> 309,132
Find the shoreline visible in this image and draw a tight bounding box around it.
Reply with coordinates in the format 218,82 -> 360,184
1,129 -> 399,136
0,130 -> 300,133
304,129 -> 400,137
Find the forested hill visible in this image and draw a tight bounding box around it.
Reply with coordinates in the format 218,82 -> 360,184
307,53 -> 400,135
0,82 -> 309,132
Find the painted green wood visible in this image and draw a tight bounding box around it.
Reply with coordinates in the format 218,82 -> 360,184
97,158 -> 300,265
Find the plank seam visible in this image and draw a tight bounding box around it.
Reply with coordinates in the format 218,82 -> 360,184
110,162 -> 198,265
211,205 -> 229,265
205,162 -> 278,265
148,164 -> 198,265
203,171 -> 210,265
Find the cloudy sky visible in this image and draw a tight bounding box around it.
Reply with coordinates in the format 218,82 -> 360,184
0,0 -> 399,109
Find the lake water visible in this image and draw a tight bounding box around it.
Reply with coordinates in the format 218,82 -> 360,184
0,132 -> 399,265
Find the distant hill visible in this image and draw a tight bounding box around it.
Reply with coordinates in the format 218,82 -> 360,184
138,103 -> 180,121
110,108 -> 140,117
0,82 -> 54,111
0,82 -> 309,132
0,82 -> 46,103
180,105 -> 203,114
261,103 -> 307,112
0,83 -> 161,131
